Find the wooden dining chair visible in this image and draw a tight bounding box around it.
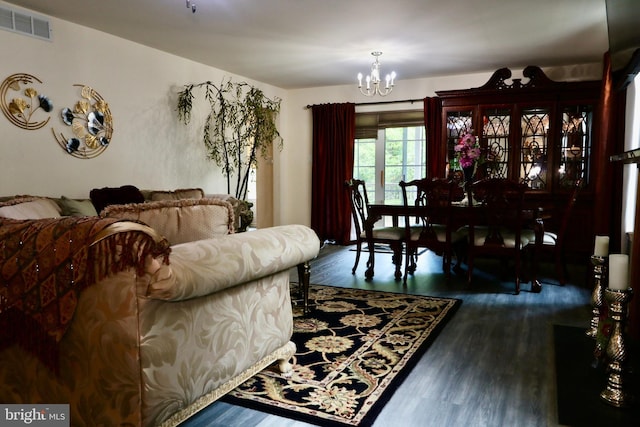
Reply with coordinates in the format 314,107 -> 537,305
345,179 -> 405,277
399,177 -> 465,284
466,178 -> 535,294
530,179 -> 583,285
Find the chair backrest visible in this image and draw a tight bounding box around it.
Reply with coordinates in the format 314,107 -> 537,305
400,178 -> 455,241
345,179 -> 371,239
400,177 -> 453,209
470,178 -> 527,247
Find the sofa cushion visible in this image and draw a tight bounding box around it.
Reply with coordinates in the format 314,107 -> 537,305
90,185 -> 145,214
0,196 -> 62,219
101,198 -> 234,245
149,188 -> 204,201
58,195 -> 99,217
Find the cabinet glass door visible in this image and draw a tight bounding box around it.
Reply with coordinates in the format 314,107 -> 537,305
559,105 -> 593,188
481,108 -> 511,179
445,110 -> 473,177
520,108 -> 550,189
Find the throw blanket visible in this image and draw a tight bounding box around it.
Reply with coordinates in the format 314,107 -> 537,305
0,216 -> 171,372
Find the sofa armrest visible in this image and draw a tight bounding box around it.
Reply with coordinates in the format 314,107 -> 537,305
144,224 -> 320,301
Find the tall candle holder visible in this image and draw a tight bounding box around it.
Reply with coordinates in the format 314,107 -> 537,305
600,287 -> 634,407
586,255 -> 606,339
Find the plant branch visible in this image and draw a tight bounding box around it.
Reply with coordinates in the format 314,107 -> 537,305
176,78 -> 283,200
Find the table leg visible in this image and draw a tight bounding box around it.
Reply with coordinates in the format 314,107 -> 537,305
297,261 -> 311,314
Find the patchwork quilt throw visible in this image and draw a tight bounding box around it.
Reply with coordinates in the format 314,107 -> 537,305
0,216 -> 170,371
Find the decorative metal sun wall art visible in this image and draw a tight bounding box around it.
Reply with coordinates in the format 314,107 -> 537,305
2,73 -> 114,159
52,84 -> 113,159
0,73 -> 53,130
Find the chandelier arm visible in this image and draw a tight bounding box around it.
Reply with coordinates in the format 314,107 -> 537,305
359,86 -> 373,96
376,86 -> 393,97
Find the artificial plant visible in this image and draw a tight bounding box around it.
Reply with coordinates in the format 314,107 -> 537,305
177,79 -> 282,201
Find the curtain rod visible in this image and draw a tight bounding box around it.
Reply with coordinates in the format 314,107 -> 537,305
305,98 -> 424,109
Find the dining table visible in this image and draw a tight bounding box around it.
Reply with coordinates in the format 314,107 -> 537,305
363,201 -> 545,292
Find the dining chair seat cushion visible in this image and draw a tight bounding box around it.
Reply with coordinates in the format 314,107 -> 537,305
409,224 -> 466,243
542,231 -> 558,245
359,227 -> 405,241
470,227 -> 535,248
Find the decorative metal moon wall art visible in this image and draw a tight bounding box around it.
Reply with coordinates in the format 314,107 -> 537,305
52,84 -> 113,159
0,73 -> 53,130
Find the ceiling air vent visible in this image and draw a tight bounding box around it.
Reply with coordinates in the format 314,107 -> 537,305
0,5 -> 51,41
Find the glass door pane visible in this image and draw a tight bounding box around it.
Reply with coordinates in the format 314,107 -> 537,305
353,136 -> 377,203
559,105 -> 593,189
445,110 -> 473,179
384,126 -> 426,205
520,108 -> 550,189
481,108 -> 511,179
354,124 -> 426,229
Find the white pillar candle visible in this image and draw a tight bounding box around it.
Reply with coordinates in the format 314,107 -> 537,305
608,254 -> 630,290
594,235 -> 609,257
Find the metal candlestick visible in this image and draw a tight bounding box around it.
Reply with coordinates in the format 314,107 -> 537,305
600,287 -> 634,407
586,255 -> 606,339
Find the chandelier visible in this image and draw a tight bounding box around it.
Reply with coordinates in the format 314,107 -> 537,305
357,52 -> 396,97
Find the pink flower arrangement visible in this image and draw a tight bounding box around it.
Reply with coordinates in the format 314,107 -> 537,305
454,131 -> 482,169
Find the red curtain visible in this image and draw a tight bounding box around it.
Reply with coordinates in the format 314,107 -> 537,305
593,52 -> 626,245
310,103 -> 356,245
594,52 -> 637,338
424,97 -> 443,178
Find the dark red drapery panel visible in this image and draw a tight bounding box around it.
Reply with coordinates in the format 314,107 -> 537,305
594,52 -> 636,338
424,97 -> 443,178
593,52 -> 626,243
310,103 -> 355,245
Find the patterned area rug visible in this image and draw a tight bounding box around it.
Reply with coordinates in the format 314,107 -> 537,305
222,285 -> 461,426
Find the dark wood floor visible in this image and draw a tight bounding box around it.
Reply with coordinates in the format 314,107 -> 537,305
182,244 -> 597,427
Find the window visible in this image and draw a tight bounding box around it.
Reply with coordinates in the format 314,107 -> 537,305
353,110 -> 426,205
384,126 -> 426,204
354,126 -> 426,204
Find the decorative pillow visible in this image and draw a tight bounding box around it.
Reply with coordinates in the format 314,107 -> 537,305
0,196 -> 62,219
149,188 -> 205,201
100,198 -> 234,245
58,196 -> 98,217
90,185 -> 145,214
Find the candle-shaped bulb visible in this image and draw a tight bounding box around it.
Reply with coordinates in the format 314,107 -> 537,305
390,71 -> 396,86
357,73 -> 363,88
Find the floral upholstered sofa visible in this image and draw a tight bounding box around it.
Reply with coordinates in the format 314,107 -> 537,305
0,194 -> 320,426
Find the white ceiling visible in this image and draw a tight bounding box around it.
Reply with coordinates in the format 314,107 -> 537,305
3,0 -> 617,89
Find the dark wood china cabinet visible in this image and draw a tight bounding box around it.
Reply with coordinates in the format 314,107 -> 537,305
436,66 -> 602,259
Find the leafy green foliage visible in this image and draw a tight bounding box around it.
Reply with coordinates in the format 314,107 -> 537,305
176,79 -> 282,200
